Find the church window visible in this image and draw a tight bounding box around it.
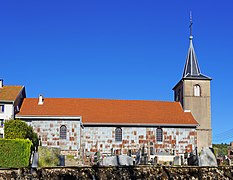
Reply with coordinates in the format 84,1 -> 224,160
60,125 -> 67,139
156,128 -> 163,142
194,84 -> 201,96
115,127 -> 122,142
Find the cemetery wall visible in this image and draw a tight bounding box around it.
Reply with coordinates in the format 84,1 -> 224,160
0,166 -> 232,179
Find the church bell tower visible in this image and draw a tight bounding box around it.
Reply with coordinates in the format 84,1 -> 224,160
173,14 -> 212,151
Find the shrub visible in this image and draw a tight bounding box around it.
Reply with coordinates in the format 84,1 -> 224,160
38,146 -> 61,167
4,119 -> 39,149
0,139 -> 32,168
4,120 -> 29,139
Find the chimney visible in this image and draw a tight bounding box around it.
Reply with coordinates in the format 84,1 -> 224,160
38,94 -> 44,105
0,79 -> 3,88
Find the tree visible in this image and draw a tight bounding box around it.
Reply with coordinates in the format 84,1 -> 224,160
213,143 -> 229,157
4,119 -> 39,150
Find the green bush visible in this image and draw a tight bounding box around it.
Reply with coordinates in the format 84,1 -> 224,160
4,119 -> 39,149
4,120 -> 28,139
38,146 -> 60,167
0,139 -> 32,168
213,143 -> 228,157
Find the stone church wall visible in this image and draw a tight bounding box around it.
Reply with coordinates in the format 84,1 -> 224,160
25,120 -> 81,151
82,126 -> 197,155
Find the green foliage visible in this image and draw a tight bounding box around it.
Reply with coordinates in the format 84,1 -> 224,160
27,125 -> 39,150
0,139 -> 32,168
213,143 -> 229,157
66,155 -> 75,159
4,120 -> 28,139
38,146 -> 60,167
4,119 -> 39,149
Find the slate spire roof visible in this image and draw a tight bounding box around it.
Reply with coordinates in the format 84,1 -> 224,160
182,14 -> 211,80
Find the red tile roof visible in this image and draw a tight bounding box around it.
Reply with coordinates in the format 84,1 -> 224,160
17,98 -> 198,126
0,86 -> 24,101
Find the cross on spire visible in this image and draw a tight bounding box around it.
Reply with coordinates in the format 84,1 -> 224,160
189,11 -> 193,38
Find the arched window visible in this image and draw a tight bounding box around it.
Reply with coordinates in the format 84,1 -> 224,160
194,84 -> 201,97
115,127 -> 122,142
60,125 -> 67,139
156,128 -> 163,142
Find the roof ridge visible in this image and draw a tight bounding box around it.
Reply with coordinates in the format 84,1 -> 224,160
24,97 -> 178,103
2,85 -> 24,87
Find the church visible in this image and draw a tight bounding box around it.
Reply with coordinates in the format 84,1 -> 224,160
0,23 -> 212,158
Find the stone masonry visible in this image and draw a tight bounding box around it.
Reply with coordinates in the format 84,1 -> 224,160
1,166 -> 233,179
82,126 -> 197,156
25,120 -> 81,151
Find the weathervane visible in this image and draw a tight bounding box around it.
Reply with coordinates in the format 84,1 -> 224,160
189,11 -> 193,37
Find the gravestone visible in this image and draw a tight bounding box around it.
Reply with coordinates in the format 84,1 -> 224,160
173,156 -> 181,165
31,152 -> 39,168
199,147 -> 217,166
135,149 -> 141,165
102,155 -> 134,166
187,152 -> 199,166
59,155 -> 65,166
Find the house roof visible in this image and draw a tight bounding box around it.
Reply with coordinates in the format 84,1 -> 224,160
0,86 -> 25,102
17,98 -> 198,126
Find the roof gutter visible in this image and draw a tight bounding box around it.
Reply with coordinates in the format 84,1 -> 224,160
0,100 -> 14,104
16,115 -> 82,120
83,122 -> 198,127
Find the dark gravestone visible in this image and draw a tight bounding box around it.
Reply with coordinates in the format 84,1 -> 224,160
188,152 -> 199,166
135,149 -> 141,165
59,155 -> 65,166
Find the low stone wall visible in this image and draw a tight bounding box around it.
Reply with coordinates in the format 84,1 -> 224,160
0,166 -> 232,179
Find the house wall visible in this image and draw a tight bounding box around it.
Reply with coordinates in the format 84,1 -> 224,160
24,119 -> 81,152
0,104 -> 14,120
82,126 -> 197,156
0,103 -> 14,137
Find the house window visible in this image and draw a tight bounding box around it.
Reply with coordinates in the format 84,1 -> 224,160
0,119 -> 3,127
0,134 -> 3,138
60,125 -> 67,139
156,128 -> 163,142
0,105 -> 4,113
115,127 -> 122,142
194,84 -> 201,96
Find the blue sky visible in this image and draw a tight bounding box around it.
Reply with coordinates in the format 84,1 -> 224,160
1,1 -> 233,143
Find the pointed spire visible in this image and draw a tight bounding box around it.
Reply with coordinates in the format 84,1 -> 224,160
182,12 -> 211,80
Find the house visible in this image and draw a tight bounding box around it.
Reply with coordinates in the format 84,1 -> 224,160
0,79 -> 26,137
15,26 -> 212,157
